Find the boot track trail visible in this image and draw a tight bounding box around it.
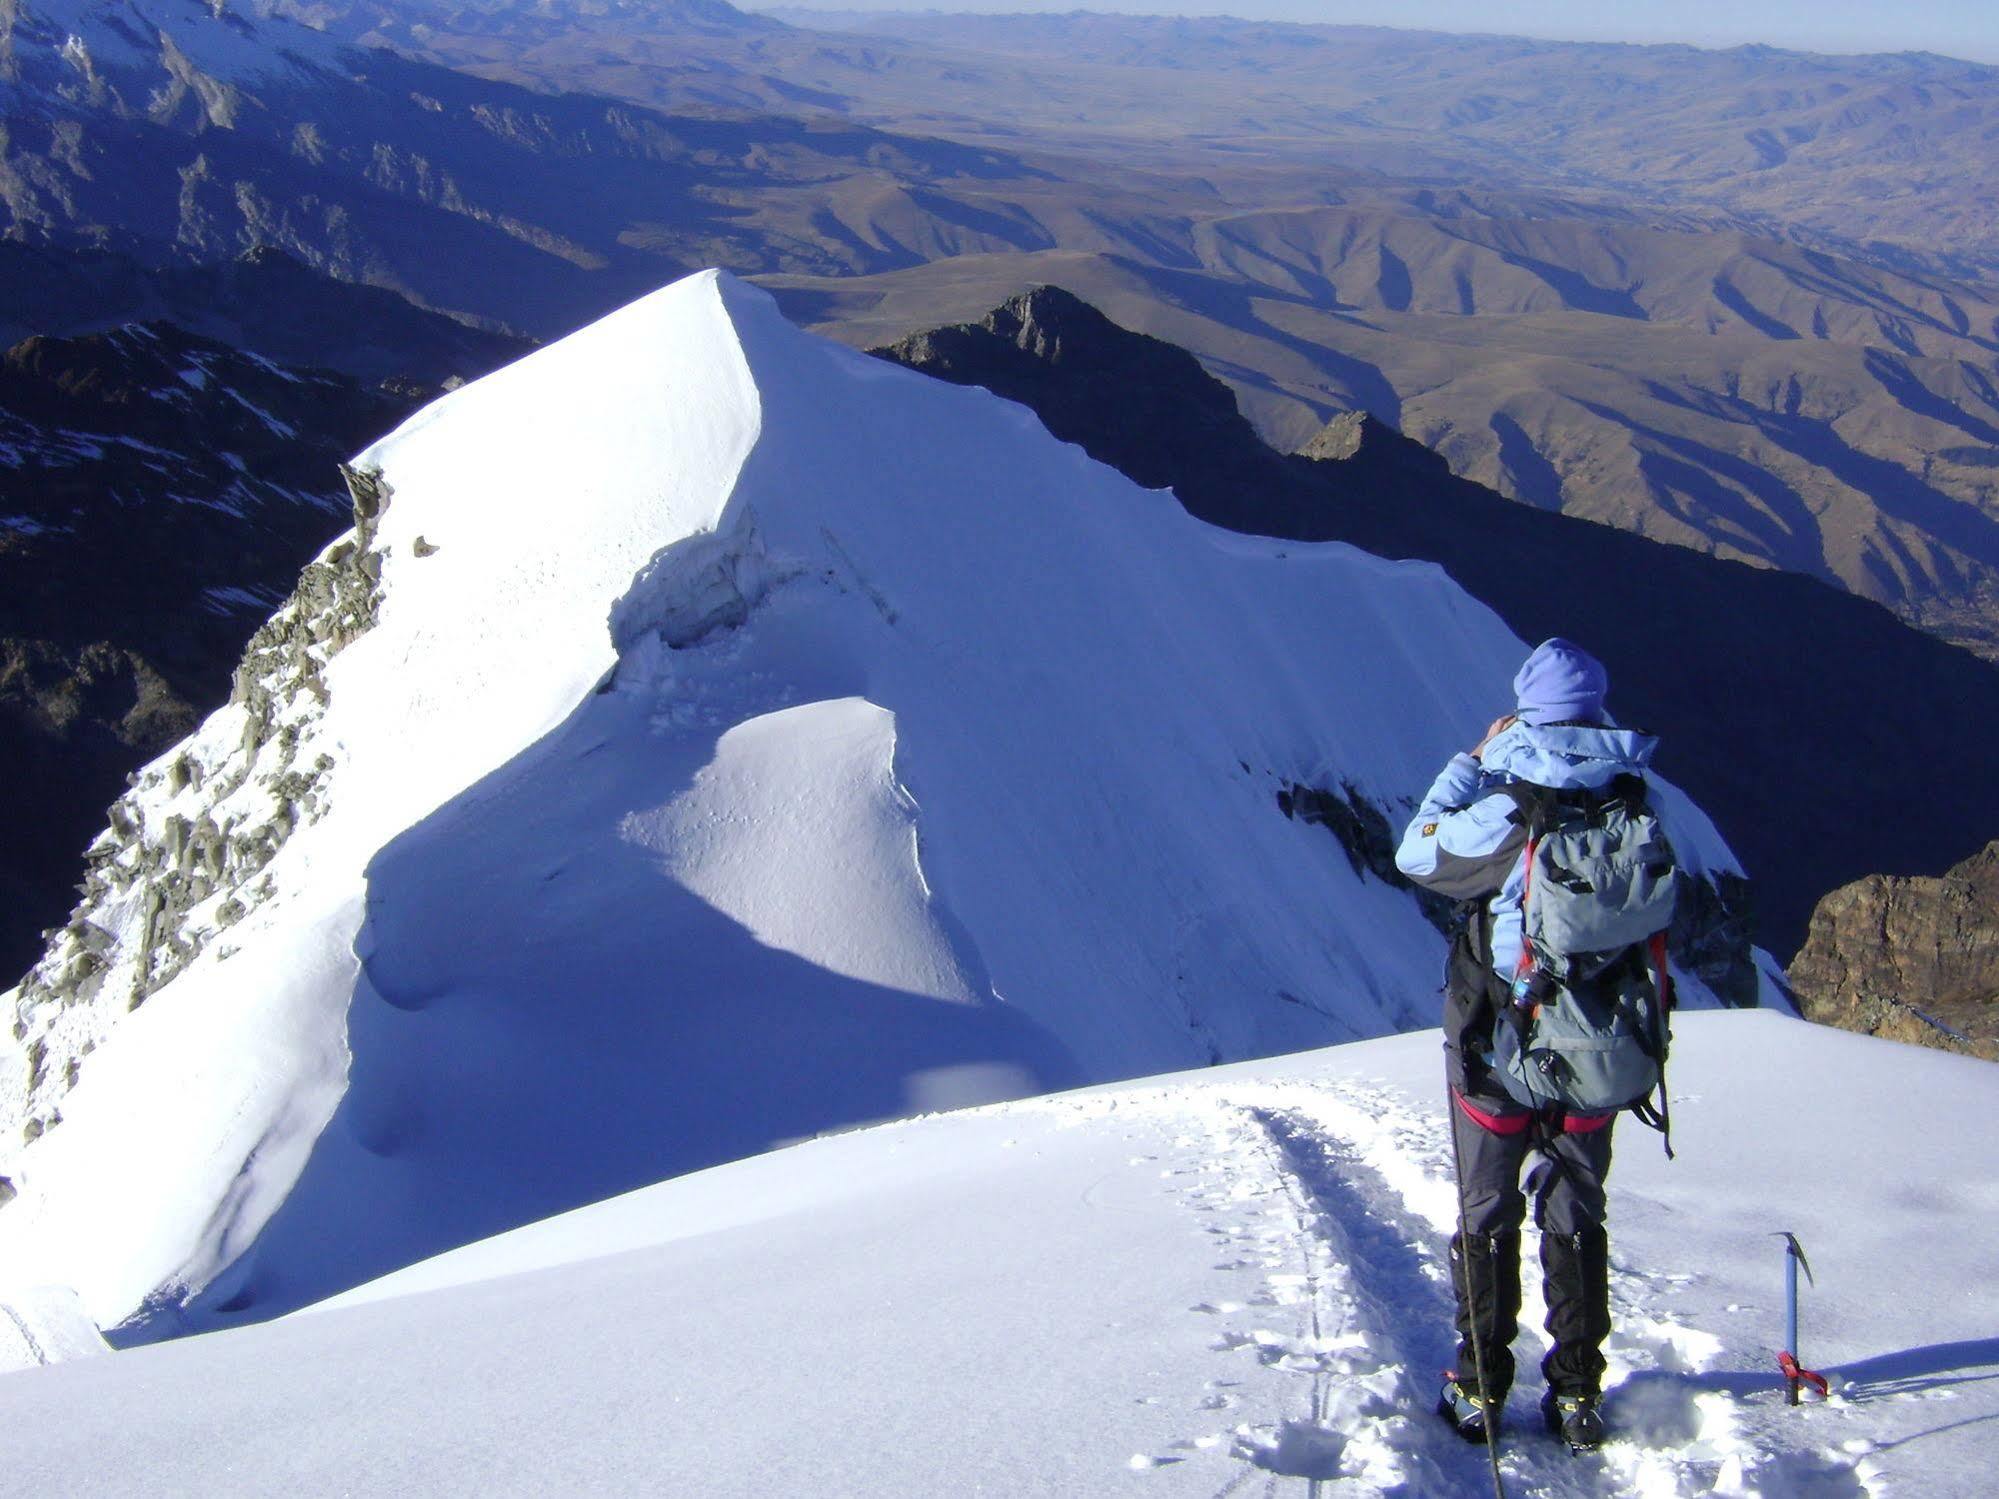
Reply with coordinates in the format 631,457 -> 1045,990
1042,1078 -> 1879,1497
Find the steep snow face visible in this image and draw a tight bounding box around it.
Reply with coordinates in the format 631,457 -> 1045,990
0,270 -> 1760,1334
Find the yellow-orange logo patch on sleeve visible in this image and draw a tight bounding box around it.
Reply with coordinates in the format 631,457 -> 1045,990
1422,822 -> 1439,837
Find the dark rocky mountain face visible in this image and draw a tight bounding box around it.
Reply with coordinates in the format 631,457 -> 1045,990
1788,843 -> 1999,1062
0,243 -> 536,385
875,287 -> 1999,969
0,319 -> 419,980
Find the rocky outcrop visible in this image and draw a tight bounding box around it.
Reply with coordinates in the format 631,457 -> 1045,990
1278,780 -> 1456,935
1296,411 -> 1447,473
1787,843 -> 1999,1061
6,466 -> 390,1146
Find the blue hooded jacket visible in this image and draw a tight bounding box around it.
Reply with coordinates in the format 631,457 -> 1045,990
1394,719 -> 1659,976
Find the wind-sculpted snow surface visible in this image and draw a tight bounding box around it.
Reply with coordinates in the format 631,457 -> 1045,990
0,1014 -> 1990,1495
0,270 -> 1755,1334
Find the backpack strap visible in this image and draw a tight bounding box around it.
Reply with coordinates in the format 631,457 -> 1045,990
1513,828 -> 1542,988
1607,772 -> 1650,810
1499,774 -> 1650,831
1629,931 -> 1676,1160
1492,781 -> 1558,985
1491,779 -> 1557,836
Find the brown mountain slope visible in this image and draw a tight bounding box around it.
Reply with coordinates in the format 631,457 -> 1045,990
760,225 -> 1999,659
267,5 -> 1999,277
772,12 -> 1999,280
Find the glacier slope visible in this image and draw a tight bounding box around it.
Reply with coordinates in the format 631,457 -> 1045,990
0,270 -> 1751,1334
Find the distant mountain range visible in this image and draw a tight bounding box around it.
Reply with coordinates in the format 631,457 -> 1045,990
11,0 -> 1980,654
1,0 -> 1083,330
281,2 -> 1999,279
770,9 -> 1999,280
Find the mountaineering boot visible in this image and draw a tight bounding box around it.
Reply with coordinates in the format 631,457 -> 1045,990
1436,1373 -> 1501,1444
1541,1389 -> 1606,1452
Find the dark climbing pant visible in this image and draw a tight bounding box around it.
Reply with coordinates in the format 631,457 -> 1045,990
1449,1101 -> 1614,1400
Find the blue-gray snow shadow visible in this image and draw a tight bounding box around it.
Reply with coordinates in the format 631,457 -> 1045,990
1600,1340 -> 1999,1461
1608,1336 -> 1999,1410
1833,1337 -> 1999,1411
169,678 -> 1084,1335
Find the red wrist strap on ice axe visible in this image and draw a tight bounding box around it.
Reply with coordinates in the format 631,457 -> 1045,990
1778,1350 -> 1830,1402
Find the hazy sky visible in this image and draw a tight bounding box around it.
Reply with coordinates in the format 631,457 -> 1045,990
761,1 -> 1999,65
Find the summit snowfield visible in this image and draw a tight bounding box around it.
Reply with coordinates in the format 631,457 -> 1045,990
1,270 -> 1753,1336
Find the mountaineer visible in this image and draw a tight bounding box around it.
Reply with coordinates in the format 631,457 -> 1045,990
1396,638 -> 1678,1454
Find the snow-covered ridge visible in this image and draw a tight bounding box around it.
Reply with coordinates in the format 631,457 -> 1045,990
0,269 -> 1762,1337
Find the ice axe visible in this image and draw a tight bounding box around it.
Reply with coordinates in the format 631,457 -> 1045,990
1774,1231 -> 1829,1405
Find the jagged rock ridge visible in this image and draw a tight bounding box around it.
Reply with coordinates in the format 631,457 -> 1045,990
9,463 -> 390,1144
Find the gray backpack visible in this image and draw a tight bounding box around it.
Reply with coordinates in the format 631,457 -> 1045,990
1489,775 -> 1677,1126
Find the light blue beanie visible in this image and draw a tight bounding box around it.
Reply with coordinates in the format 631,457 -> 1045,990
1512,638 -> 1608,726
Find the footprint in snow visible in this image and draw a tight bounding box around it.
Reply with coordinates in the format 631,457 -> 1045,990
1607,1305 -> 1725,1377
1719,1448 -> 1878,1497
1602,1371 -> 1709,1446
1233,1418 -> 1345,1480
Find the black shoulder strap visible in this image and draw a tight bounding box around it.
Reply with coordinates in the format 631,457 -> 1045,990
1492,780 -> 1557,836
1453,896 -> 1495,964
1499,774 -> 1649,832
1608,772 -> 1650,810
